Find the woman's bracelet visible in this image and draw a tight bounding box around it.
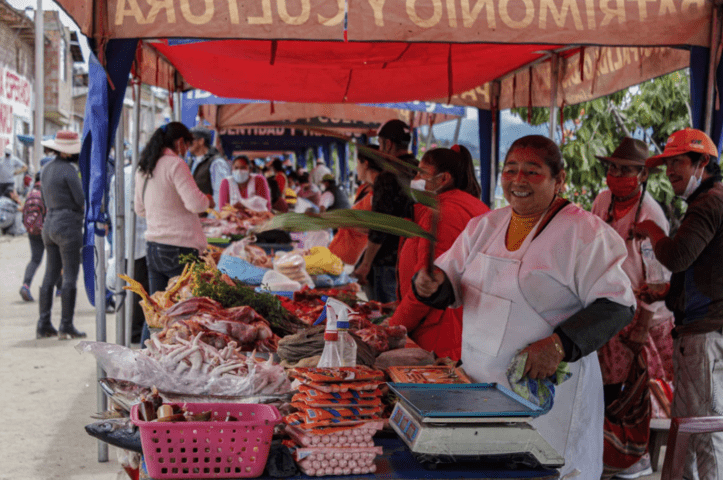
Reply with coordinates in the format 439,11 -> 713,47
551,335 -> 564,357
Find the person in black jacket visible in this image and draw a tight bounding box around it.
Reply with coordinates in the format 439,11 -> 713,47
319,174 -> 351,212
36,131 -> 86,340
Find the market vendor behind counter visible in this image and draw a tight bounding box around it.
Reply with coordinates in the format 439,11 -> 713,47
413,135 -> 635,479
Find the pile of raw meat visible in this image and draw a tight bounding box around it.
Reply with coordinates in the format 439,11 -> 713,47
202,204 -> 274,237
154,297 -> 279,352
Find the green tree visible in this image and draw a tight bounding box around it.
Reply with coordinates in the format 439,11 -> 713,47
511,70 -> 690,217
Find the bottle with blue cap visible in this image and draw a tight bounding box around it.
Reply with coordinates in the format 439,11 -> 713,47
318,298 -> 357,367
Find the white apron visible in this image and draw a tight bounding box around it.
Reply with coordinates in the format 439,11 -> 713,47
228,175 -> 268,212
459,216 -> 604,479
228,175 -> 256,204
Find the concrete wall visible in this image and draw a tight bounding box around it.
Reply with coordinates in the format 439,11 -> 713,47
43,10 -> 72,130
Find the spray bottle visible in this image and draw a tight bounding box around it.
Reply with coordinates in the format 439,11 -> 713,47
318,298 -> 357,367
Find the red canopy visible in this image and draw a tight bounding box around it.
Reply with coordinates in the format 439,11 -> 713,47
150,40 -> 557,104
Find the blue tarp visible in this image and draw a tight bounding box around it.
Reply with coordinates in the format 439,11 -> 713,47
180,91 -> 466,129
79,39 -> 137,305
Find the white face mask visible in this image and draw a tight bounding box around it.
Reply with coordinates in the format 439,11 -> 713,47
410,178 -> 426,191
232,170 -> 250,184
680,165 -> 704,199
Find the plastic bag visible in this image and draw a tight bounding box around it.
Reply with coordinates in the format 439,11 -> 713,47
223,236 -> 255,260
76,341 -> 291,396
311,272 -> 353,288
262,270 -> 302,292
239,195 -> 270,212
274,251 -> 314,287
301,230 -> 332,249
304,246 -> 343,276
218,253 -> 270,285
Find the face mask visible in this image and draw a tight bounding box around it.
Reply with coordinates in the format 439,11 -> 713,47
232,170 -> 250,184
606,174 -> 639,199
410,178 -> 426,191
680,165 -> 703,199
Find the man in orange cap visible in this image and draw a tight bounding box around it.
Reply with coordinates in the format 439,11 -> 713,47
634,128 -> 723,479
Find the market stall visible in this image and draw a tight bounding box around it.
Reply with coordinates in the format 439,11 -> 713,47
52,0 -> 723,476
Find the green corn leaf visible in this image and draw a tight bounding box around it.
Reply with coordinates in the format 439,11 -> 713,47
253,210 -> 435,242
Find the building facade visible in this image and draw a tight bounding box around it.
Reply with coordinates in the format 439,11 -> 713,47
0,0 -> 35,161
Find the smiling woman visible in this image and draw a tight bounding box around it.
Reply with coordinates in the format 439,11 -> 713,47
501,135 -> 566,217
411,134 -> 636,478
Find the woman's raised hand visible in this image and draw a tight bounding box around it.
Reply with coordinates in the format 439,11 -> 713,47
414,267 -> 445,298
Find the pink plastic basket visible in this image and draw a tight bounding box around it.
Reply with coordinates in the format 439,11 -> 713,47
131,402 -> 281,479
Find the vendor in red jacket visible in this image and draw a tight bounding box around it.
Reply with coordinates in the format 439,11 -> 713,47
389,145 -> 489,360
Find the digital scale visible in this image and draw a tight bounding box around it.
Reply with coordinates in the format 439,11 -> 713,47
388,383 -> 565,470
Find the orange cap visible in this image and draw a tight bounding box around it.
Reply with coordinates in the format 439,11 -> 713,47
646,128 -> 719,168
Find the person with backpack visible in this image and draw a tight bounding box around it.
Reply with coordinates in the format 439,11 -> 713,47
19,173 -> 61,302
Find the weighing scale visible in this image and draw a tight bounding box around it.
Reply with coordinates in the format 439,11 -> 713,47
388,383 -> 565,470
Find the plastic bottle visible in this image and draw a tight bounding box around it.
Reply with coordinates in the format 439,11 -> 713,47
318,298 -> 357,367
640,238 -> 667,287
336,318 -> 357,367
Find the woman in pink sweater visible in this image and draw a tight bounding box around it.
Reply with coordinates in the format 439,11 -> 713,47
135,122 -> 210,341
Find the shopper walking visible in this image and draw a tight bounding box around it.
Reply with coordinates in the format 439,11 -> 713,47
19,173 -> 61,302
36,131 -> 86,339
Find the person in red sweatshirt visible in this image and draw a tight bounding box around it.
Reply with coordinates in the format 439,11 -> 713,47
389,145 -> 489,360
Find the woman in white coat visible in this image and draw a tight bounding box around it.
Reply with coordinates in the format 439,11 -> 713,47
414,135 -> 636,479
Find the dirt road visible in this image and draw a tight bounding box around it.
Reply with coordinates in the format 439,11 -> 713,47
0,234 -> 121,480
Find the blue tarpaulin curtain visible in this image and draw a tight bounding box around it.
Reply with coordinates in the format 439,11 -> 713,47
322,144 -> 333,172
79,39 -> 138,305
338,142 -> 348,184
690,46 -> 723,151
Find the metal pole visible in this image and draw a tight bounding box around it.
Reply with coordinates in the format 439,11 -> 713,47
32,0 -> 43,173
114,112 -> 126,346
174,91 -> 182,122
425,123 -> 434,150
549,53 -> 559,140
151,88 -> 157,130
125,82 -> 141,346
452,117 -> 463,145
490,81 -> 500,207
95,231 -> 108,462
704,6 -> 722,135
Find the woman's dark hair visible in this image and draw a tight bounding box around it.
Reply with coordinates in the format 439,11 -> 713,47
232,155 -> 250,168
299,172 -> 311,184
423,145 -> 482,198
505,135 -> 564,177
287,171 -> 300,183
138,122 -> 193,176
267,177 -> 282,203
357,145 -> 382,173
272,158 -> 284,172
688,151 -> 722,178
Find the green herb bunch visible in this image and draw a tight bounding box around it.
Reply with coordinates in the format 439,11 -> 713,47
181,257 -> 305,336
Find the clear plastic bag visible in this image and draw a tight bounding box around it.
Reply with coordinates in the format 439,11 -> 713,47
274,251 -> 314,287
76,341 -> 291,396
262,270 -> 302,292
